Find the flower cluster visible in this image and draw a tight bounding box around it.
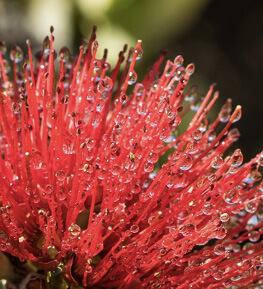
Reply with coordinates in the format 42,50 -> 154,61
0,26 -> 263,288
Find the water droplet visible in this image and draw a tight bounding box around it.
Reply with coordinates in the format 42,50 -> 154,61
130,224 -> 140,234
134,83 -> 145,97
219,109 -> 230,123
211,156 -> 224,169
59,189 -> 66,201
137,101 -> 147,115
147,151 -> 158,164
104,76 -> 113,91
135,47 -> 143,60
96,99 -> 105,112
0,233 -> 8,243
11,102 -> 20,114
220,213 -> 230,222
68,224 -> 81,237
231,149 -> 243,167
192,129 -> 202,140
187,141 -> 198,155
214,244 -> 225,255
0,41 -> 7,55
33,195 -> 40,204
93,59 -> 101,71
46,184 -> 53,195
119,94 -> 128,105
174,67 -> 186,81
1,59 -> 10,73
245,202 -> 258,213
97,79 -> 106,93
248,230 -> 260,242
179,224 -> 195,236
228,128 -> 240,142
180,156 -> 193,171
10,46 -> 24,63
178,210 -> 189,220
208,130 -> 216,142
233,108 -> 242,123
202,202 -> 213,215
186,63 -> 195,75
59,46 -> 71,63
56,170 -> 65,182
112,164 -> 121,176
104,62 -> 111,71
223,187 -> 240,204
131,184 -> 141,194
144,162 -> 154,173
128,71 -> 137,85
174,55 -> 184,67
86,138 -> 95,150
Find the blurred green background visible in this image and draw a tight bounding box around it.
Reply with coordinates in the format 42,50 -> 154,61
0,0 -> 262,160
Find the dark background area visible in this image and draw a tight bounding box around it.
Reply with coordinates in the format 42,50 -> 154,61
175,0 -> 263,160
0,0 -> 262,160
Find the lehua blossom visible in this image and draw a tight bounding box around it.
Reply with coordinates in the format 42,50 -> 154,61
0,26 -> 263,289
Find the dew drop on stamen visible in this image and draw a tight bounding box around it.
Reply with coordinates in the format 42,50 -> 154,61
59,46 -> 71,63
180,156 -> 193,171
208,130 -> 216,142
135,47 -> 143,60
178,210 -> 189,220
2,60 -> 10,73
165,60 -> 174,77
192,129 -> 202,140
112,164 -> 121,176
86,138 -> 95,150
59,189 -> 66,201
202,202 -> 213,215
11,102 -> 20,114
0,41 -> 7,55
137,101 -> 147,115
186,63 -> 195,75
231,149 -> 243,167
214,244 -> 225,255
248,230 -> 260,242
147,151 -> 158,164
93,59 -> 102,71
97,79 -> 106,93
135,83 -> 145,97
174,67 -> 186,81
130,225 -> 140,234
228,128 -> 240,142
144,162 -> 154,173
33,195 -> 40,204
211,155 -> 224,169
174,55 -> 184,67
233,108 -> 242,123
223,187 -> 240,204
10,46 -> 24,63
219,109 -> 230,123
104,76 -> 113,91
68,224 -> 81,237
220,213 -> 230,222
131,184 -> 141,195
128,71 -> 137,85
56,170 -> 66,182
245,202 -> 258,214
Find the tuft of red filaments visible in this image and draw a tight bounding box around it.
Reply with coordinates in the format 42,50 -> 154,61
0,26 -> 263,289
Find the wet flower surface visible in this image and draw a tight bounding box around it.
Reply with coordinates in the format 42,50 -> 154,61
0,26 -> 263,288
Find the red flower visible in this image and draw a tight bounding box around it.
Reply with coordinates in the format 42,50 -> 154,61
0,26 -> 263,288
